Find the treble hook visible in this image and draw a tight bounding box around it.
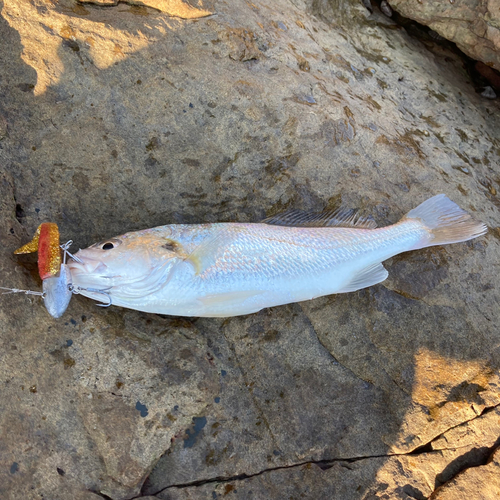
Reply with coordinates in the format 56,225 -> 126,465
60,240 -> 83,264
69,284 -> 112,308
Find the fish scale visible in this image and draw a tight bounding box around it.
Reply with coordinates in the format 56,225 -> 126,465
64,195 -> 486,318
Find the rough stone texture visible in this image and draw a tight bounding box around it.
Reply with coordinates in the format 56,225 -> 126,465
1,0 -> 500,499
388,0 -> 500,72
78,0 -> 214,19
152,408 -> 500,499
431,446 -> 500,499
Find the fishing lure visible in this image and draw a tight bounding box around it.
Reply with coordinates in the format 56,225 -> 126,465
4,195 -> 487,318
3,223 -> 80,318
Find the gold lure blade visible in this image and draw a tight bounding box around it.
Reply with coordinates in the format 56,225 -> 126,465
14,224 -> 41,254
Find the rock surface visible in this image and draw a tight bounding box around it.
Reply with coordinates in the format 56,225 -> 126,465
0,0 -> 499,499
388,0 -> 500,72
78,0 -> 214,19
152,407 -> 500,499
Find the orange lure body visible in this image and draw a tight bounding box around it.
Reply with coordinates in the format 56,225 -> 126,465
14,222 -> 62,280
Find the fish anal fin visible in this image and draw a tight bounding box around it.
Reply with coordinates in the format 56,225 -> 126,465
262,208 -> 377,229
337,263 -> 388,293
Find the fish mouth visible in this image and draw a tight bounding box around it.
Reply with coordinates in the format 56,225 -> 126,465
67,254 -> 111,290
68,257 -> 107,277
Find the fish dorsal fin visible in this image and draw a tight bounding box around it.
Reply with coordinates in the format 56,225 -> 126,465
337,262 -> 388,293
262,207 -> 377,229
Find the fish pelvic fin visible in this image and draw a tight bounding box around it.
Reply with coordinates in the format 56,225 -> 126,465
405,194 -> 487,248
199,290 -> 264,308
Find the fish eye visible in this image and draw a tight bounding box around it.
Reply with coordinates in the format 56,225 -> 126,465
99,238 -> 121,251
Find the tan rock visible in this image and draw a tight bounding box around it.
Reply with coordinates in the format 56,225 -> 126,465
430,447 -> 500,499
388,0 -> 500,71
79,0 -> 214,19
154,408 -> 500,499
0,0 -> 499,499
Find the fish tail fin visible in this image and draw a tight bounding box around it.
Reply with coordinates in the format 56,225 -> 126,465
405,194 -> 487,248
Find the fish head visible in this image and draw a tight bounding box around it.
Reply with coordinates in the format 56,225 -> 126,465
67,229 -> 182,299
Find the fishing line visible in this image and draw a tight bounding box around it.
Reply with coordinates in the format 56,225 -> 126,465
0,286 -> 46,298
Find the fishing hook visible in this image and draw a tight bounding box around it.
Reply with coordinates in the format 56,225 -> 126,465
60,240 -> 83,264
69,284 -> 113,308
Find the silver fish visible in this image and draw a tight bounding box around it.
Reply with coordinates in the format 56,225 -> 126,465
68,195 -> 487,317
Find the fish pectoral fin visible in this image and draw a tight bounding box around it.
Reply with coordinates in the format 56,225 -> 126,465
199,290 -> 264,307
337,263 -> 388,293
185,229 -> 233,275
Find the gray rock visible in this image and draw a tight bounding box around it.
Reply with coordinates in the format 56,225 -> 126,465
152,407 -> 500,499
0,0 -> 499,499
380,1 -> 393,18
481,86 -> 497,99
388,0 -> 500,71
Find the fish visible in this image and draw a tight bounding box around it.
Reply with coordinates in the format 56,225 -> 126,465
66,194 -> 487,318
